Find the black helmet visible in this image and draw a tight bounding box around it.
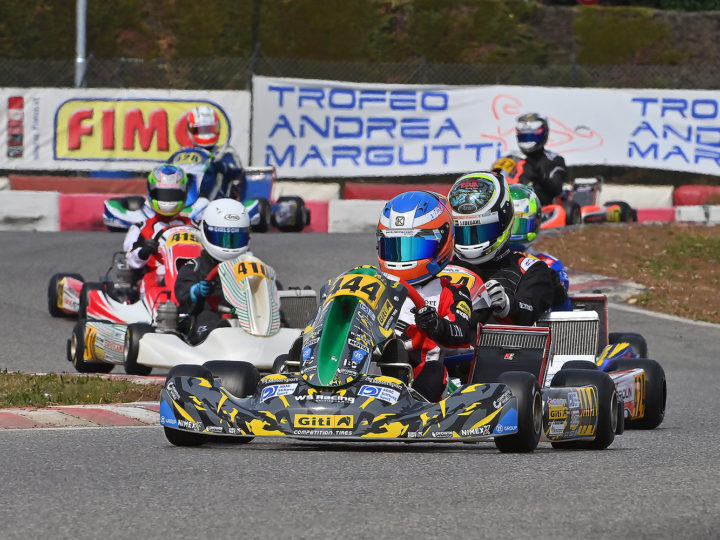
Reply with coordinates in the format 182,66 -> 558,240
516,112 -> 549,155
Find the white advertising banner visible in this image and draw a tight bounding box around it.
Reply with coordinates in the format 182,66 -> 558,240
0,88 -> 250,171
252,75 -> 720,178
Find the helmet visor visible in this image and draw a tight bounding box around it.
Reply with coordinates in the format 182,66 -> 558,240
455,221 -> 504,247
517,131 -> 545,145
203,223 -> 249,250
189,124 -> 218,136
378,234 -> 440,262
511,215 -> 539,238
149,187 -> 187,203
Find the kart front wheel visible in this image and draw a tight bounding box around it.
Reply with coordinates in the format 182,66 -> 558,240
47,273 -> 83,318
609,332 -> 648,358
604,200 -> 636,222
272,354 -> 289,374
550,368 -> 619,450
562,201 -> 582,226
163,364 -> 213,447
251,198 -> 272,233
608,358 -> 666,430
274,196 -> 308,232
69,320 -> 114,374
493,371 -> 542,453
204,360 -> 260,398
123,323 -> 154,376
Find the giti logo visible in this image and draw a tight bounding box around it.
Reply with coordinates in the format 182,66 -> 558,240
294,414 -> 354,429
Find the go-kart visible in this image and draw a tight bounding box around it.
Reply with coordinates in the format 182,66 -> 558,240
48,224 -> 201,320
69,251 -> 317,376
160,267 -> 621,451
102,147 -> 310,233
492,154 -> 637,229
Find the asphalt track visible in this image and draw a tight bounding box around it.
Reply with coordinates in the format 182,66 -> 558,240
1,231 -> 719,539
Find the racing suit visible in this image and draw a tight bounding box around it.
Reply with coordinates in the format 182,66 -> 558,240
199,144 -> 244,200
392,277 -> 472,402
517,148 -> 567,206
452,248 -> 566,326
123,214 -> 193,292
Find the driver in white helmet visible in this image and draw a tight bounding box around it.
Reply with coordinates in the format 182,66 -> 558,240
185,105 -> 244,200
174,198 -> 251,344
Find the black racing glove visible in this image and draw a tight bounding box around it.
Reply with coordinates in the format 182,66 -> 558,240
414,305 -> 440,337
138,238 -> 160,260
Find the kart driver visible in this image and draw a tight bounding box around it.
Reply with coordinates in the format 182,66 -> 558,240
513,112 -> 566,206
508,183 -> 571,311
174,198 -> 251,345
376,190 -> 473,403
186,105 -> 244,200
448,171 -> 564,326
123,164 -> 192,293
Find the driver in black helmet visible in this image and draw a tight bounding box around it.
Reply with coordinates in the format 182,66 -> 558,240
514,112 -> 566,206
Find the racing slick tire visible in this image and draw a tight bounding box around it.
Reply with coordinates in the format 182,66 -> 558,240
78,282 -> 105,319
562,201 -> 582,226
561,360 -> 599,370
48,272 -> 84,318
607,358 -> 666,430
550,369 -> 619,450
123,323 -> 154,376
493,371 -> 542,453
604,200 -> 636,222
609,332 -> 648,358
272,354 -> 289,374
273,196 -> 308,232
163,364 -> 214,447
251,198 -> 272,233
68,320 -> 114,374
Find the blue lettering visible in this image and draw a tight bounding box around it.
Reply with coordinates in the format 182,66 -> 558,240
631,97 -> 658,116
421,92 -> 449,111
695,147 -> 720,166
627,142 -> 658,159
662,124 -> 691,142
300,145 -> 327,167
298,88 -> 324,109
464,142 -> 494,162
269,114 -> 296,138
332,146 -> 361,166
399,145 -> 427,165
333,117 -> 363,138
390,91 -> 416,111
359,90 -> 386,109
329,88 -> 356,109
696,126 -> 720,147
265,145 -> 295,167
268,85 -> 295,107
434,118 -> 461,139
663,145 -> 689,163
692,99 -> 718,119
399,118 -> 429,139
431,144 -> 461,164
367,117 -> 396,139
299,115 -> 330,138
661,99 -> 687,118
631,121 -> 658,138
366,146 -> 394,166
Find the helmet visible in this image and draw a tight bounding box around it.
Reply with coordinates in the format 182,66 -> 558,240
186,105 -> 220,149
448,171 -> 514,264
516,112 -> 549,155
509,184 -> 541,250
200,198 -> 250,261
147,164 -> 189,217
376,191 -> 454,285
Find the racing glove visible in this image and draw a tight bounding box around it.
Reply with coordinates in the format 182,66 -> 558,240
485,279 -> 510,319
189,280 -> 212,303
138,238 -> 160,260
414,305 -> 441,337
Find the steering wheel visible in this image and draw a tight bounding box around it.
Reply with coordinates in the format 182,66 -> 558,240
399,279 -> 425,309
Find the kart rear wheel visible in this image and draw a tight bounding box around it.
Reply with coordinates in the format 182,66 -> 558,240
48,273 -> 84,318
272,354 -> 289,374
561,360 -> 599,370
123,323 -> 154,376
604,200 -> 636,222
562,201 -> 582,226
550,369 -> 618,450
493,371 -> 542,453
251,198 -> 272,233
69,320 -> 114,374
607,358 -> 666,430
274,196 -> 308,232
609,332 -> 647,358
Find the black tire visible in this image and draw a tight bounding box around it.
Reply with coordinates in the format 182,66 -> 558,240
203,360 -> 260,398
251,198 -> 272,233
123,323 -> 154,376
550,369 -> 619,450
48,273 -> 84,318
272,354 -> 289,374
609,332 -> 648,358
562,201 -> 582,226
607,358 -> 666,430
163,365 -> 213,447
79,282 -> 105,319
274,195 -> 307,232
493,371 -> 542,453
69,320 -> 114,374
561,360 -> 599,370
604,200 -> 636,222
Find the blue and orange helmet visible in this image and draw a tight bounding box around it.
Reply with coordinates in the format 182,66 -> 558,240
377,191 -> 454,285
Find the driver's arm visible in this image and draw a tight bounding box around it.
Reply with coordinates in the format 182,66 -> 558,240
427,280 -> 473,347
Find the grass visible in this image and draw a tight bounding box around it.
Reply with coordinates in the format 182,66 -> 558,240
0,371 -> 161,409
